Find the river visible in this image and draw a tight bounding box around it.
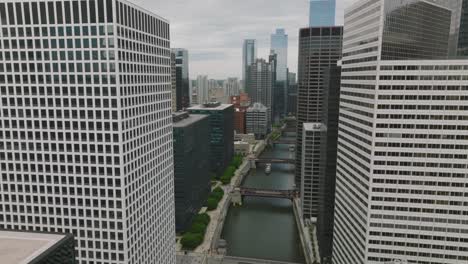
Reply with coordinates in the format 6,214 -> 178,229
221,135 -> 305,263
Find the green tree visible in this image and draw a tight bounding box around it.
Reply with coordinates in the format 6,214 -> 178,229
210,192 -> 223,201
220,175 -> 231,185
180,233 -> 204,249
212,187 -> 224,195
189,222 -> 207,234
206,197 -> 219,210
193,213 -> 210,225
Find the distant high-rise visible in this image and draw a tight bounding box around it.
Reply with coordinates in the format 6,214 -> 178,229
333,1 -> 468,264
295,26 -> 343,195
309,0 -> 336,26
188,103 -> 234,175
288,72 -> 297,85
0,1 -> 175,264
242,39 -> 257,92
247,58 -> 275,125
172,48 -> 191,109
270,29 -> 288,81
196,75 -> 209,104
173,112 -> 211,232
270,29 -> 288,122
223,78 -> 241,97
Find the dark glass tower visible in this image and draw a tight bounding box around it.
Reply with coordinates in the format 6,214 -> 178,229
295,26 -> 343,198
187,103 -> 234,176
316,65 -> 341,262
173,112 -> 211,232
172,48 -> 190,110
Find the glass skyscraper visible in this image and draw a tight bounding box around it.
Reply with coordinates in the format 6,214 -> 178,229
172,48 -> 190,110
242,39 -> 257,91
270,29 -> 288,81
309,0 -> 336,27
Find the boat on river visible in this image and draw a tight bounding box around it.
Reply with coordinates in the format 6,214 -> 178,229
265,163 -> 272,174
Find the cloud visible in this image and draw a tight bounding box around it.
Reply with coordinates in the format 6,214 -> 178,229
130,0 -> 360,79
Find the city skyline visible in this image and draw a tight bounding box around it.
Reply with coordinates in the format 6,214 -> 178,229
130,0 -> 354,79
2,0 -> 468,263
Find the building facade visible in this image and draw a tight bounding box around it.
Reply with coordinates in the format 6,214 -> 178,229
309,0 -> 336,27
172,48 -> 190,110
171,52 -> 177,111
242,39 -> 257,91
333,1 -> 468,264
233,108 -> 246,134
188,103 -> 234,175
0,1 -> 175,263
173,112 -> 211,232
246,103 -> 269,139
295,26 -> 343,190
270,29 -> 288,82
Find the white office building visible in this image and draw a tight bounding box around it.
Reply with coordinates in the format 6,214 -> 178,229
0,1 -> 175,263
333,1 -> 468,264
301,123 -> 326,219
246,103 -> 269,139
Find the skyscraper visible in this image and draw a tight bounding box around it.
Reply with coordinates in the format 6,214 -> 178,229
270,29 -> 288,81
316,64 -> 341,261
0,1 -> 175,264
172,48 -> 190,110
196,75 -> 209,104
295,26 -> 343,196
309,0 -> 336,27
242,39 -> 257,92
247,58 -> 275,125
333,1 -> 468,263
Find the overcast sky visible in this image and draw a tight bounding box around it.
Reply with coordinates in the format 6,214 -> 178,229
131,0 -> 358,79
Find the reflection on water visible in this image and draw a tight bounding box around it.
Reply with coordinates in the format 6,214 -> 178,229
221,139 -> 305,263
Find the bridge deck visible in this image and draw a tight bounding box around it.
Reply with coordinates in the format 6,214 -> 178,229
237,187 -> 299,199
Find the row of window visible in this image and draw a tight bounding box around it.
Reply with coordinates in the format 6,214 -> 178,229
380,75 -> 468,80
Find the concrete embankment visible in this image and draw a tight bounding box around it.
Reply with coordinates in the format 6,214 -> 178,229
210,155 -> 253,252
293,198 -> 316,264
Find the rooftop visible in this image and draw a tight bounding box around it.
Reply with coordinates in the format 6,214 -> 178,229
173,112 -> 208,127
188,103 -> 233,111
0,230 -> 70,264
